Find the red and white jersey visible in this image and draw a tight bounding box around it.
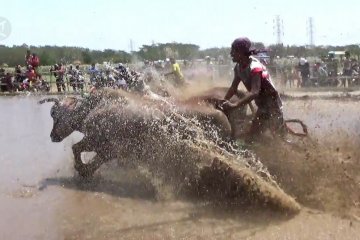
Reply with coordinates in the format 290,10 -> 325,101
234,56 -> 282,110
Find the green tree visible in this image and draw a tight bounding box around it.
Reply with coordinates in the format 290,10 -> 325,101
39,50 -> 53,66
82,49 -> 92,64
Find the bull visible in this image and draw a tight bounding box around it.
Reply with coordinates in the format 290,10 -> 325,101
39,88 -> 246,177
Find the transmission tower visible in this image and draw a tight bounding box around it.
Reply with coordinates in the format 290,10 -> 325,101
307,17 -> 315,47
273,15 -> 284,45
129,39 -> 134,52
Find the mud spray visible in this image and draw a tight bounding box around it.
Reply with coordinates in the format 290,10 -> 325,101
257,98 -> 360,219
92,81 -> 302,214
123,82 -> 360,219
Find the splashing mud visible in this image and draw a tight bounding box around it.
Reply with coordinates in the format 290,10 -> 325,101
252,98 -> 360,219
77,87 -> 301,212
140,83 -> 360,218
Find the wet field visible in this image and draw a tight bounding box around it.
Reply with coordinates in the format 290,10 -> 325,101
0,95 -> 360,240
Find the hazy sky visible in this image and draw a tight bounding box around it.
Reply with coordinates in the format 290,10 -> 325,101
1,0 -> 359,51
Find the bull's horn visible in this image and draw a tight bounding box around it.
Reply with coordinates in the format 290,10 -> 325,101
38,98 -> 60,105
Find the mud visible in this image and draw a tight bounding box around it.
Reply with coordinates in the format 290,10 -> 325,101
269,99 -> 360,216
1,94 -> 360,239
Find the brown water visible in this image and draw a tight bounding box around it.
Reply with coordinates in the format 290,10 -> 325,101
0,95 -> 360,240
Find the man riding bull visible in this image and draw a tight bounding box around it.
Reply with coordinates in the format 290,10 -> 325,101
221,37 -> 285,143
164,57 -> 186,87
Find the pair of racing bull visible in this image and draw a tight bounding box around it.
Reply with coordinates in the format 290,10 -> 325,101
39,87 -> 307,178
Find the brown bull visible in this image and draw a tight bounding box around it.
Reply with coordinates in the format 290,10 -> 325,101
178,87 -> 251,139
39,88 -> 246,177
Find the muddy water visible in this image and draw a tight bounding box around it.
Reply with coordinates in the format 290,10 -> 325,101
284,99 -> 360,137
0,95 -> 360,240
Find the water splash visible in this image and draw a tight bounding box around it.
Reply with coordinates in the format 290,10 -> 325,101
110,92 -> 300,212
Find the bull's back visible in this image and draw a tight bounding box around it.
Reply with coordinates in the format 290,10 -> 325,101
83,102 -> 163,143
181,87 -> 249,137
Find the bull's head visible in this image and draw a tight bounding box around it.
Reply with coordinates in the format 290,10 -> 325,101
39,97 -> 79,142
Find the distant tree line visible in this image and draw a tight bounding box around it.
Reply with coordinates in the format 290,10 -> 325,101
1,42 -> 360,67
267,44 -> 360,60
0,45 -> 131,67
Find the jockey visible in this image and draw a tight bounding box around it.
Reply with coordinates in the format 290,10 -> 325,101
221,37 -> 284,143
164,57 -> 185,86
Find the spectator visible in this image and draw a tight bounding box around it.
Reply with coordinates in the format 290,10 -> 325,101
205,56 -> 215,81
88,63 -> 99,84
26,65 -> 37,85
312,62 -> 328,86
298,58 -> 310,87
12,65 -> 25,91
343,51 -> 352,76
340,51 -> 353,87
67,65 -> 78,91
51,63 -> 66,92
25,49 -> 32,66
25,50 -> 41,80
74,65 -> 84,91
326,57 -> 338,77
14,65 -> 23,82
0,67 -> 5,78
1,72 -> 13,92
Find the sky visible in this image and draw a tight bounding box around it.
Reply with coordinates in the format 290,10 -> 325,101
1,0 -> 360,51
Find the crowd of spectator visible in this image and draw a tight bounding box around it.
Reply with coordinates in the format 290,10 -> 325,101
2,49 -> 360,93
272,51 -> 360,88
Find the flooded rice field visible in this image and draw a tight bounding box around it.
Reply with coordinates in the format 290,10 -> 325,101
0,95 -> 360,240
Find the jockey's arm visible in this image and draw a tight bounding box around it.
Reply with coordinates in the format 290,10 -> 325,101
164,63 -> 179,77
225,76 -> 241,100
164,70 -> 174,76
232,73 -> 260,108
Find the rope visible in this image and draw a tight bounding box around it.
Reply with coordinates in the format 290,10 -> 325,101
284,119 -> 308,137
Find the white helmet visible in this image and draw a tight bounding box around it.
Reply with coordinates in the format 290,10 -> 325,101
299,57 -> 307,65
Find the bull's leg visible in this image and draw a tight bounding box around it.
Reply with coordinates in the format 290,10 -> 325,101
81,152 -> 112,177
72,138 -> 115,178
72,137 -> 97,177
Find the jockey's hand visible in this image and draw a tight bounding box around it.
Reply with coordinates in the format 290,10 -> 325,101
216,100 -> 236,111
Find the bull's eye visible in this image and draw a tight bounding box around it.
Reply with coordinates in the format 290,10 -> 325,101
50,108 -> 55,117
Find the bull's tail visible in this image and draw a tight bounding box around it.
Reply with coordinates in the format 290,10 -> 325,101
284,119 -> 308,137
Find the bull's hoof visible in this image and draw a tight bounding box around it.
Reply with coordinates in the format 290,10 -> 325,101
77,168 -> 94,178
75,164 -> 95,178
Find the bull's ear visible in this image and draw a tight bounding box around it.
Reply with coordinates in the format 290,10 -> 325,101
38,98 -> 60,105
61,97 -> 78,110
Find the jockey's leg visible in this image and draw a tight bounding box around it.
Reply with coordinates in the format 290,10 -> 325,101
269,108 -> 286,138
244,110 -> 267,144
